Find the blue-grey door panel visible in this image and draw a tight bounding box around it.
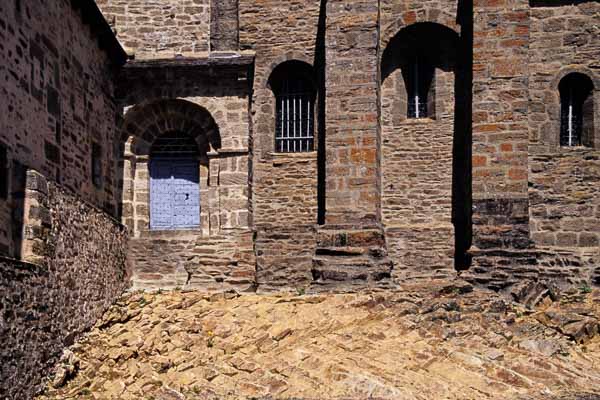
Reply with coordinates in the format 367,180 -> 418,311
150,160 -> 200,230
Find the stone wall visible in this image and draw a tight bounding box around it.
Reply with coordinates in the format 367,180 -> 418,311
528,1 -> 600,254
96,0 -> 211,58
381,66 -> 456,279
0,0 -> 125,258
129,230 -> 255,291
471,0 -> 531,251
210,0 -> 239,51
530,151 -> 600,250
324,0 -> 380,226
95,0 -> 599,292
0,171 -> 128,400
117,58 -> 255,291
240,0 -> 322,289
379,1 -> 462,280
466,1 -> 600,289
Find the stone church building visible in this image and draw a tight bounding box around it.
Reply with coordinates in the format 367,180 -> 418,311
0,0 -> 599,397
101,0 -> 599,292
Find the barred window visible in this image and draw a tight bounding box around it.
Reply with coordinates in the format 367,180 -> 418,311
270,61 -> 316,153
407,55 -> 434,119
559,73 -> 594,147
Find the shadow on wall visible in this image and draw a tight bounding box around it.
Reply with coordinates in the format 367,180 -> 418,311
315,0 -> 327,226
455,0 -> 474,272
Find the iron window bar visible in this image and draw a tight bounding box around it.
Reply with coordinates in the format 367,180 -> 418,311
151,131 -> 200,159
560,86 -> 583,147
407,55 -> 428,119
275,79 -> 315,153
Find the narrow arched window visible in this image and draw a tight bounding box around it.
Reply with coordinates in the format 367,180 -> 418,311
270,61 -> 316,153
406,54 -> 435,119
559,73 -> 594,147
149,131 -> 200,230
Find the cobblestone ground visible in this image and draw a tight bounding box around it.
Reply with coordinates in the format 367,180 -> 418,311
38,280 -> 600,400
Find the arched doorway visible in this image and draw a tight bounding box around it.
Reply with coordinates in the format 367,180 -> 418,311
149,131 -> 200,230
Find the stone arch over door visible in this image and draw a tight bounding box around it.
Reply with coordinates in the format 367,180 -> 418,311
380,22 -> 463,280
121,99 -> 222,236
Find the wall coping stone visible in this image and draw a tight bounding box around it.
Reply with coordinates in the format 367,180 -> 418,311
0,255 -> 47,273
124,53 -> 255,70
29,169 -> 127,231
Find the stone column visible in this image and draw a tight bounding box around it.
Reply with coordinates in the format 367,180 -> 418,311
311,0 -> 392,288
324,0 -> 380,226
20,170 -> 50,265
469,0 -> 531,277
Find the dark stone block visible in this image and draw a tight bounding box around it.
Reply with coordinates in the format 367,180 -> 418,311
44,141 -> 60,164
46,85 -> 60,117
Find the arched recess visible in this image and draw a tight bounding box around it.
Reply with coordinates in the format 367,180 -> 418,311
120,99 -> 222,235
267,60 -> 317,153
380,10 -> 460,52
379,22 -> 469,277
252,59 -> 324,226
381,22 -> 460,120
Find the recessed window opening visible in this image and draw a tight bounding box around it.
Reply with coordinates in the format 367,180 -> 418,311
407,54 -> 434,119
276,79 -> 315,153
270,61 -> 317,153
564,86 -> 580,146
559,73 -> 594,147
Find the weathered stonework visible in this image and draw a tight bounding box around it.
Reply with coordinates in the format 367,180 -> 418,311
240,0 -> 323,289
116,57 -> 255,292
0,0 -> 125,257
90,0 -> 600,292
0,171 -> 128,400
96,0 -> 211,58
466,0 -> 600,289
380,6 -> 461,279
470,0 -> 531,259
527,1 -> 600,255
2,1 -> 600,396
210,0 -> 239,51
0,2 -> 128,398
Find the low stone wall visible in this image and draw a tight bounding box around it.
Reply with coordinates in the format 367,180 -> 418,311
129,230 -> 255,292
255,226 -> 317,292
0,171 -> 128,399
465,247 -> 598,292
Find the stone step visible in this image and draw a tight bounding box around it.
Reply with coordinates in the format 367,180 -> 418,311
316,228 -> 385,249
308,278 -> 399,292
311,256 -> 393,283
315,246 -> 388,258
311,265 -> 392,283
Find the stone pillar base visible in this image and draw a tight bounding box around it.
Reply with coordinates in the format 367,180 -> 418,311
311,226 -> 393,289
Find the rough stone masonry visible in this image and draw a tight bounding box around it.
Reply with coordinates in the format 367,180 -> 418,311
94,0 -> 600,291
0,0 -> 599,398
